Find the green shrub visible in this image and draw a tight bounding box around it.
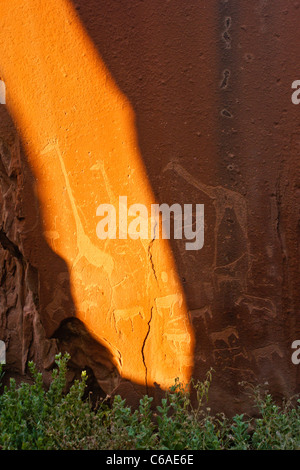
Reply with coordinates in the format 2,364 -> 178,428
1,355 -> 300,450
0,353 -> 109,450
107,394 -> 157,450
251,388 -> 300,450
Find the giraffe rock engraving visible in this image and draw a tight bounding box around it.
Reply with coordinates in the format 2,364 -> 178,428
41,141 -> 115,280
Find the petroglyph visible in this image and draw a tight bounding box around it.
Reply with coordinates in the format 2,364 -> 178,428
252,344 -> 284,363
189,305 -> 213,328
164,161 -> 248,243
163,331 -> 191,353
90,159 -> 116,204
155,293 -> 183,318
213,347 -> 240,362
235,294 -> 277,318
41,141 -> 115,279
210,326 -> 239,348
112,307 -> 145,333
153,294 -> 192,358
164,161 -> 249,273
40,142 -> 192,382
213,252 -> 251,291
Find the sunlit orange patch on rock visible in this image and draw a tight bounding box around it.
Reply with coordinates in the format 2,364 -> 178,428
0,0 -> 194,389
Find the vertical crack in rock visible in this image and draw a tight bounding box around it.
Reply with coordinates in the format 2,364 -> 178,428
148,236 -> 158,282
141,306 -> 153,393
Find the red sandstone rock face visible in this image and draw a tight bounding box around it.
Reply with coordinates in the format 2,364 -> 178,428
0,1 -> 300,415
0,108 -> 120,396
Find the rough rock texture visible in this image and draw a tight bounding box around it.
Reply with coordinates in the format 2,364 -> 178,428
0,0 -> 195,403
0,0 -> 299,415
0,108 -> 120,396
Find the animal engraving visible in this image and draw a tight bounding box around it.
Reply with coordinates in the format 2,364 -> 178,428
252,344 -> 284,363
112,307 -> 145,333
210,326 -> 239,348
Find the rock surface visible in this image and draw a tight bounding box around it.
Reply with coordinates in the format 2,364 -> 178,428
0,1 -> 299,415
0,108 -> 120,395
